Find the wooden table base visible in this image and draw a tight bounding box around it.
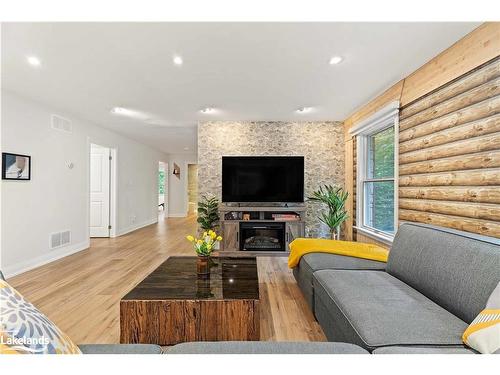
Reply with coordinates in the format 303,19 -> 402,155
120,299 -> 259,345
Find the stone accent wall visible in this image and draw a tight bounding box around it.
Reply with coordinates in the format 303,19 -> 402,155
198,121 -> 345,238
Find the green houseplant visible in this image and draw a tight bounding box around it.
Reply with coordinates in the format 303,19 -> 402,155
308,185 -> 349,240
197,195 -> 220,231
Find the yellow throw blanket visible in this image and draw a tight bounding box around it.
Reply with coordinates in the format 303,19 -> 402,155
288,238 -> 389,268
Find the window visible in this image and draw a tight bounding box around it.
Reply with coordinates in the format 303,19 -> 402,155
158,170 -> 165,194
351,102 -> 398,243
364,127 -> 395,234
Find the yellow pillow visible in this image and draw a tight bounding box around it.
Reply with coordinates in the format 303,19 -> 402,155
462,282 -> 500,354
0,279 -> 81,354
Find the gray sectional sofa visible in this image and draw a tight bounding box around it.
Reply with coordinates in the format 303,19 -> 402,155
293,222 -> 500,354
2,222 -> 498,354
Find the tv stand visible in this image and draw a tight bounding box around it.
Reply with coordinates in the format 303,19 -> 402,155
219,205 -> 306,256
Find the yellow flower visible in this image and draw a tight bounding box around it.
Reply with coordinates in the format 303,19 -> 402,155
203,231 -> 208,237
210,231 -> 216,239
186,235 -> 195,242
216,236 -> 222,241
197,240 -> 203,245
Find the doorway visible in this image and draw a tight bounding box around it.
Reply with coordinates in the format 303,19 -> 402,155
158,161 -> 167,216
187,163 -> 198,215
89,143 -> 113,237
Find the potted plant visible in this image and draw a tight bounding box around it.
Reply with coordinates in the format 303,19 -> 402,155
197,195 -> 220,231
186,230 -> 222,276
308,185 -> 349,240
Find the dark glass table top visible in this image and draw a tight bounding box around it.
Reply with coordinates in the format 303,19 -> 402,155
122,256 -> 259,301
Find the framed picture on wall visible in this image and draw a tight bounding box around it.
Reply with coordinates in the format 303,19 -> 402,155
2,152 -> 31,180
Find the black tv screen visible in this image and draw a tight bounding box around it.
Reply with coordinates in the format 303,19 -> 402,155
222,156 -> 304,203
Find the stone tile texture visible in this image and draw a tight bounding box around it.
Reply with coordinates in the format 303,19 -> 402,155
198,121 -> 345,238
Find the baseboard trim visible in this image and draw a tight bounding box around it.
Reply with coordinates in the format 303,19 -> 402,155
114,218 -> 158,237
3,240 -> 90,278
168,213 -> 187,218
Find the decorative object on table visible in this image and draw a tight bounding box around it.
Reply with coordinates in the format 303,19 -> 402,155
308,184 -> 349,240
186,230 -> 222,276
2,153 -> 31,181
172,163 -> 181,179
197,195 -> 220,231
224,211 -> 241,220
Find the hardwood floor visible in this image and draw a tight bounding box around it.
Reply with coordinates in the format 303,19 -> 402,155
7,214 -> 326,344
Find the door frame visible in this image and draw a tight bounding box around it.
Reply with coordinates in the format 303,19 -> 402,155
87,138 -> 117,239
186,163 -> 198,215
158,161 -> 168,213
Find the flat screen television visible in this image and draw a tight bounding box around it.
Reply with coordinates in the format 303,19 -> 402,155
222,156 -> 304,203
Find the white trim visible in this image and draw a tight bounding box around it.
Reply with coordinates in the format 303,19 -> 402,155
168,213 -> 188,218
109,148 -> 118,238
114,218 -> 158,237
355,102 -> 399,242
354,226 -> 393,246
3,240 -> 90,278
350,101 -> 400,136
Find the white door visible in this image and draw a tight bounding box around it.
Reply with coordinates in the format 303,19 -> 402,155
90,144 -> 110,237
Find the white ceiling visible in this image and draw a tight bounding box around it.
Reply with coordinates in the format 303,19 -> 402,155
1,22 -> 480,154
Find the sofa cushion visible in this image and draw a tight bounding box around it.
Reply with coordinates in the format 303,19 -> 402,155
293,253 -> 386,309
387,222 -> 500,324
78,344 -> 162,354
0,279 -> 81,354
166,341 -> 368,354
463,281 -> 500,354
373,346 -> 476,354
313,269 -> 468,351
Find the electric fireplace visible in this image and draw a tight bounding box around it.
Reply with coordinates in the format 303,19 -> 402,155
239,222 -> 286,252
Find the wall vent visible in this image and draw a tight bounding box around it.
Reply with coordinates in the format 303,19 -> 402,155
50,231 -> 71,250
51,114 -> 72,133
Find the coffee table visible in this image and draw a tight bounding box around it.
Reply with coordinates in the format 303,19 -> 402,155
120,256 -> 260,345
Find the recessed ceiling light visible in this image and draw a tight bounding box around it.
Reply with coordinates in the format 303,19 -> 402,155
27,56 -> 41,67
329,56 -> 343,65
296,107 -> 313,114
201,107 -> 215,114
111,107 -> 134,116
110,107 -> 149,120
173,55 -> 183,65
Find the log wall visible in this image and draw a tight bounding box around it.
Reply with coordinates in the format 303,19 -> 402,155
398,57 -> 500,237
343,23 -> 500,242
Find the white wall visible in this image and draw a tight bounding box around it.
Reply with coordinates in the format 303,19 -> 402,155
1,91 -> 168,277
167,154 -> 197,217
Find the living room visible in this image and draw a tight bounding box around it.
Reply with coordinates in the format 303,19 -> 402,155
1,1 -> 499,374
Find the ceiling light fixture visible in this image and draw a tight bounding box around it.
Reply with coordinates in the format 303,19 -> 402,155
296,107 -> 313,114
110,107 -> 150,121
201,107 -> 215,114
27,56 -> 41,67
173,55 -> 183,65
111,107 -> 135,116
329,56 -> 343,65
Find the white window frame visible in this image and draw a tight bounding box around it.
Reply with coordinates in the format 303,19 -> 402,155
350,101 -> 399,245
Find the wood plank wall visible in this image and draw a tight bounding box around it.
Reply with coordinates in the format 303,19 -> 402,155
398,57 -> 500,237
343,23 -> 500,243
